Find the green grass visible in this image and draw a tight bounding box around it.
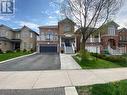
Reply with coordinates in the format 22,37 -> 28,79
0,52 -> 31,62
73,55 -> 122,69
76,80 -> 127,95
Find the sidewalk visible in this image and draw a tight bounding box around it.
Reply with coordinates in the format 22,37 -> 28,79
60,54 -> 81,70
0,68 -> 127,89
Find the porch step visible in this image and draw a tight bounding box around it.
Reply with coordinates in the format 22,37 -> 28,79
65,47 -> 74,54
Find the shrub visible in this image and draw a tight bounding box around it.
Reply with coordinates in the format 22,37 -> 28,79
23,49 -> 27,52
30,48 -> 34,53
16,48 -> 20,52
90,52 -> 106,59
0,49 -> 3,54
6,50 -> 14,53
79,50 -> 91,62
91,53 -> 127,65
122,53 -> 127,57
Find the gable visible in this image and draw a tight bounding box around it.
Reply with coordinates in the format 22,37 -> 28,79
59,18 -> 75,25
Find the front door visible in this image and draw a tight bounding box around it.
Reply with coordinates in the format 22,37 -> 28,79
65,39 -> 71,46
15,43 -> 20,50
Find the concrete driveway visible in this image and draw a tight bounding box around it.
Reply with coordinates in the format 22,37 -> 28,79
0,53 -> 60,71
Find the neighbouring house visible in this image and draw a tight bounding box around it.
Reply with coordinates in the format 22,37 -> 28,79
76,21 -> 127,55
0,25 -> 38,52
37,18 -> 76,53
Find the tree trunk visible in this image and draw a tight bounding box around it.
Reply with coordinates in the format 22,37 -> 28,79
80,33 -> 86,52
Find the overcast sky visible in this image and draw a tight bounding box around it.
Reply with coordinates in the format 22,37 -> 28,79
0,0 -> 127,32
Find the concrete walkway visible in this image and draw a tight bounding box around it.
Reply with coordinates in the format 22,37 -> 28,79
0,68 -> 127,89
60,54 -> 81,70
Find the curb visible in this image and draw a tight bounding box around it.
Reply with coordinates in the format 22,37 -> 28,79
0,52 -> 37,64
65,87 -> 78,95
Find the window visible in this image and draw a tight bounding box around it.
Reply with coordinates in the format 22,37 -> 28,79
22,31 -> 29,37
16,33 -> 20,39
30,33 -> 33,38
30,43 -> 33,48
53,33 -> 58,41
120,36 -> 122,41
108,26 -> 116,36
45,32 -> 54,40
24,42 -> 26,49
64,25 -> 71,32
0,30 -> 6,37
6,31 -> 8,37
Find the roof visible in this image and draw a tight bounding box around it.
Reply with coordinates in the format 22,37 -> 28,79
13,28 -> 21,32
14,26 -> 39,36
118,28 -> 127,32
0,24 -> 39,35
0,24 -> 13,31
59,18 -> 75,25
76,27 -> 97,33
39,25 -> 58,29
11,39 -> 21,42
0,37 -> 10,42
106,21 -> 119,27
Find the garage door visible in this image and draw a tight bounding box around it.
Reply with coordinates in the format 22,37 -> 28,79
40,45 -> 57,53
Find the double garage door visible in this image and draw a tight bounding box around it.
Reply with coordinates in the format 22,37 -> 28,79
40,45 -> 57,53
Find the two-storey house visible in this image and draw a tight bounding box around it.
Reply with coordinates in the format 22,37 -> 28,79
76,21 -> 127,55
0,25 -> 38,52
37,18 -> 76,53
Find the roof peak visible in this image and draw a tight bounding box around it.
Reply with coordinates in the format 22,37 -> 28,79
59,18 -> 75,24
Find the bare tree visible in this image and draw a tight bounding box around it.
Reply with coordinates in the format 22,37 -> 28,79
60,0 -> 123,51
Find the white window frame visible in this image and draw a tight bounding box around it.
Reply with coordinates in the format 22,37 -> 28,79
22,31 -> 29,37
108,26 -> 116,36
45,32 -> 54,41
30,43 -> 33,48
16,33 -> 20,39
64,25 -> 71,32
30,32 -> 33,38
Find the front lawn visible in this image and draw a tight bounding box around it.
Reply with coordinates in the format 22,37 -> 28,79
73,55 -> 121,69
0,51 -> 32,62
76,80 -> 127,95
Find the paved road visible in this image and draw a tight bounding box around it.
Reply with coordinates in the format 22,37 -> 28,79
0,53 -> 60,71
0,88 -> 65,95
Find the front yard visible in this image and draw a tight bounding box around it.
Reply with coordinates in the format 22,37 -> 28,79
76,80 -> 127,95
0,51 -> 32,62
73,53 -> 127,69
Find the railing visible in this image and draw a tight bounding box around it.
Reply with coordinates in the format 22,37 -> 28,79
108,45 -> 125,55
64,43 -> 66,53
71,43 -> 75,53
86,38 -> 100,43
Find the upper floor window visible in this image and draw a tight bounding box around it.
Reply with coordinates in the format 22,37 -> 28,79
108,26 -> 116,36
0,30 -> 8,37
30,33 -> 33,38
64,25 -> 71,32
21,31 -> 29,37
40,31 -> 58,41
120,35 -> 127,41
16,33 -> 20,39
45,32 -> 54,40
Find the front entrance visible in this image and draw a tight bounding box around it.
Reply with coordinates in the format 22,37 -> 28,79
65,39 -> 71,46
108,39 -> 116,49
13,42 -> 20,50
